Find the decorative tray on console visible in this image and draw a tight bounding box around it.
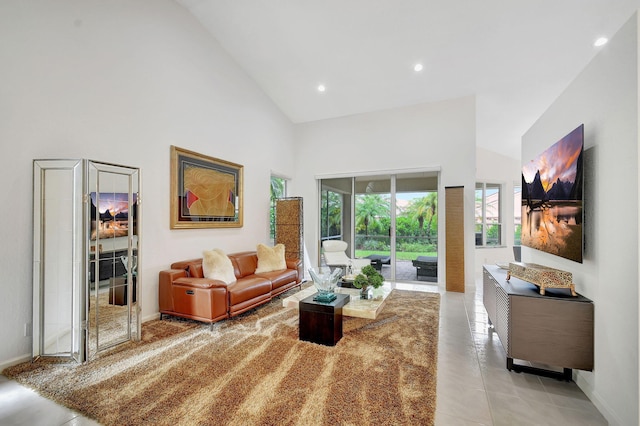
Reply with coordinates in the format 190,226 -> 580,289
339,275 -> 357,288
506,262 -> 576,296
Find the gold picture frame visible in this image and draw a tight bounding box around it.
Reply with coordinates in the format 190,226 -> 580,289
170,145 -> 243,229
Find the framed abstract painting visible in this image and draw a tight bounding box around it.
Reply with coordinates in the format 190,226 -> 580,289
170,145 -> 243,229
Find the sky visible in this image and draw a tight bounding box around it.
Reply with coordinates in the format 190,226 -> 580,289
522,125 -> 583,189
91,192 -> 135,214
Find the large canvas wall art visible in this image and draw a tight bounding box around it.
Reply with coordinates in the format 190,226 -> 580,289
170,146 -> 243,229
521,124 -> 584,263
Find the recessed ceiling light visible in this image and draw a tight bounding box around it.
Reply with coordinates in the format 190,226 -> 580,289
317,84 -> 326,93
594,37 -> 608,47
414,63 -> 424,72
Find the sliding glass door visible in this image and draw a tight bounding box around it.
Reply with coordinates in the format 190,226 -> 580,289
354,174 -> 392,277
319,171 -> 438,282
394,173 -> 438,282
320,177 -> 353,248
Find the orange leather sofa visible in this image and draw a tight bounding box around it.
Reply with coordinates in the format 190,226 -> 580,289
159,251 -> 302,325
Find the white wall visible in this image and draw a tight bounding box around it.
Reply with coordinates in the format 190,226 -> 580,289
522,13 -> 639,426
474,147 -> 521,274
293,96 -> 477,289
0,0 -> 296,367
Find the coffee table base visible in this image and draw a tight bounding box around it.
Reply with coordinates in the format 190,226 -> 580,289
299,293 -> 350,346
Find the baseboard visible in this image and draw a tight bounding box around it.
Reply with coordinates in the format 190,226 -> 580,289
142,312 -> 161,323
1,314 -> 160,371
2,314 -> 162,371
0,354 -> 32,372
575,373 -> 622,426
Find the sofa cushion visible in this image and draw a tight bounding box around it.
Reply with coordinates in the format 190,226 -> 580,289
188,263 -> 204,278
171,259 -> 202,272
202,249 -> 236,284
227,276 -> 272,306
255,269 -> 298,291
229,252 -> 259,278
255,243 -> 286,273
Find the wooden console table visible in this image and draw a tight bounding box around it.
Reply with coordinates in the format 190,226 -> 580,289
483,264 -> 593,381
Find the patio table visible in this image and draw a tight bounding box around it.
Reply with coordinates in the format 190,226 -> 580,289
365,254 -> 391,271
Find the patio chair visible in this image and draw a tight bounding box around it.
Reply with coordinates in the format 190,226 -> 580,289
322,240 -> 371,273
412,256 -> 438,280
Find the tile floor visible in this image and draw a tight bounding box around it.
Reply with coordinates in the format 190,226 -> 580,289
0,277 -> 607,425
432,279 -> 607,426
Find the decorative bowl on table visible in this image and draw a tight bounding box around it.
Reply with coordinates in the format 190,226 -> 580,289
308,267 -> 343,303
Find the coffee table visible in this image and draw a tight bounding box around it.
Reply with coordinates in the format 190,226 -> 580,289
282,283 -> 392,319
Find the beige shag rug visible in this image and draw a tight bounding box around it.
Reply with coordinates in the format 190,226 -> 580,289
4,289 -> 440,426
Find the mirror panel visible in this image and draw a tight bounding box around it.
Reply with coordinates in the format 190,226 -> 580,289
33,160 -> 84,361
87,161 -> 140,358
33,159 -> 140,363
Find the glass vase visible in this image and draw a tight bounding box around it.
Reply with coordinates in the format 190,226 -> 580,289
309,267 -> 342,302
372,286 -> 384,300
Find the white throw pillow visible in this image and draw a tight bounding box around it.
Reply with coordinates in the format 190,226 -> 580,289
255,243 -> 287,273
202,249 -> 236,284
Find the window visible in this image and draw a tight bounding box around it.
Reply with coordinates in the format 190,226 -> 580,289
320,189 -> 343,241
270,176 -> 287,242
475,182 -> 502,246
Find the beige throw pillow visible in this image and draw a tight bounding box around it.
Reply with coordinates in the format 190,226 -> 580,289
202,249 -> 236,284
255,243 -> 286,273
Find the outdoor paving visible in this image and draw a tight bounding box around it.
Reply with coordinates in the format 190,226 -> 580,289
380,259 -> 437,283
319,257 -> 437,283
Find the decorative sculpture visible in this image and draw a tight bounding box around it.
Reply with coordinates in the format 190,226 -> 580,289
309,267 -> 343,303
506,262 -> 576,296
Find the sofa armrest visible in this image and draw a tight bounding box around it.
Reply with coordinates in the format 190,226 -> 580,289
286,258 -> 301,270
159,269 -> 187,312
173,277 -> 229,289
286,258 -> 303,283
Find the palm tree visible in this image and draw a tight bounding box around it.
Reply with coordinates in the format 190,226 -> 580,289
355,194 -> 390,236
321,190 -> 343,238
408,193 -> 437,242
270,177 -> 285,201
270,177 -> 286,240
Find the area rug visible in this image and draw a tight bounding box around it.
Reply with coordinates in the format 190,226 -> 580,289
4,290 -> 440,425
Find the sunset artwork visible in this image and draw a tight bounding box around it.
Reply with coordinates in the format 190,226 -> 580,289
90,192 -> 136,240
521,124 -> 584,263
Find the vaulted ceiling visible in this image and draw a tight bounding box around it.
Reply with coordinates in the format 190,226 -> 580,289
178,0 -> 640,159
